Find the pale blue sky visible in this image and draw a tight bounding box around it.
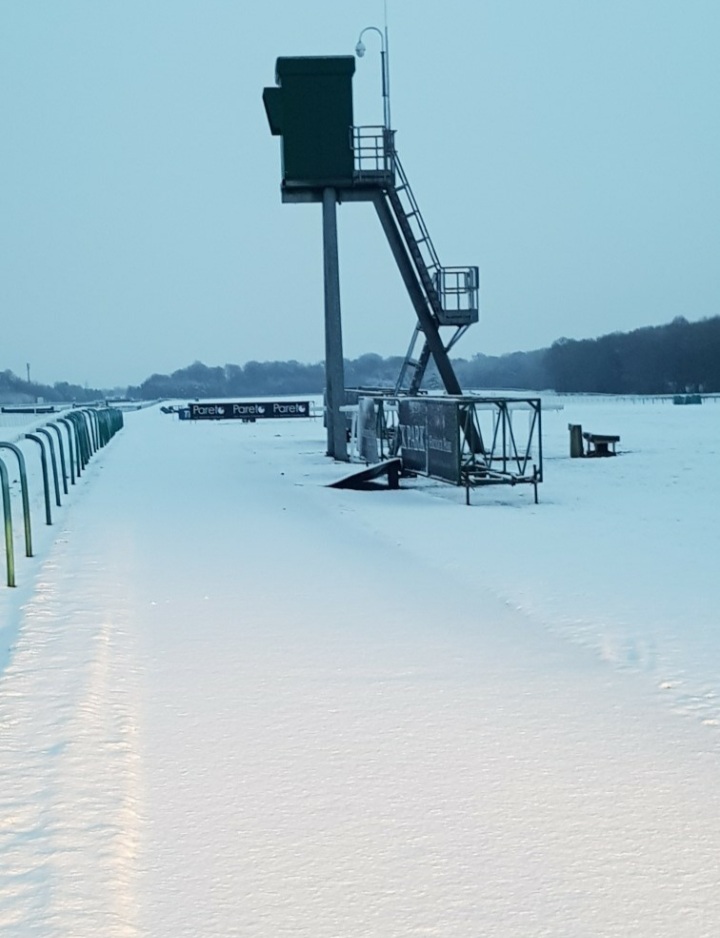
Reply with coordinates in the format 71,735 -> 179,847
1,1 -> 718,387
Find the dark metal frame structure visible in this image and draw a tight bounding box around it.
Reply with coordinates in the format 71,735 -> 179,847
358,393 -> 543,503
458,398 -> 542,503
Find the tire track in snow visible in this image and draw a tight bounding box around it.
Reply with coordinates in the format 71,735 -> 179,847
0,520 -> 142,937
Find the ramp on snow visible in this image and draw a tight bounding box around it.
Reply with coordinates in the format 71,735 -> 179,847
327,457 -> 401,490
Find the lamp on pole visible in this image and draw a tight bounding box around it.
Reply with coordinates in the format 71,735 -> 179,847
355,22 -> 391,131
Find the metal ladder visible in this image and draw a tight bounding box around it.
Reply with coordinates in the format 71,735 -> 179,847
385,152 -> 471,394
386,153 -> 443,318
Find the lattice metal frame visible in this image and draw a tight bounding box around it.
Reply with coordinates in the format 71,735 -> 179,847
362,393 -> 543,502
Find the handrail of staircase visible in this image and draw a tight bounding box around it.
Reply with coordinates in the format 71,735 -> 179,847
390,150 -> 442,275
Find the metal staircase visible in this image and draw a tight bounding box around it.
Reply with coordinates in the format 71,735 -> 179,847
353,127 -> 479,396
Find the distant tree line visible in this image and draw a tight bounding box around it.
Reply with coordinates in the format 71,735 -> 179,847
449,316 -> 720,394
0,369 -> 107,405
129,360 -> 327,400
3,316 -> 718,404
129,316 -> 720,399
543,316 -> 720,394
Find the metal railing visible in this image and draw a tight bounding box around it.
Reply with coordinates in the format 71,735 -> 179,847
0,458 -> 16,587
0,443 -> 33,558
434,267 -> 480,323
352,126 -> 395,181
51,420 -> 76,485
1,406 -> 124,587
34,428 -> 62,507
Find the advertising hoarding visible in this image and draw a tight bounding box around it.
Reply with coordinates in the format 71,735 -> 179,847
397,400 -> 428,474
188,401 -> 310,420
426,400 -> 460,483
397,398 -> 460,483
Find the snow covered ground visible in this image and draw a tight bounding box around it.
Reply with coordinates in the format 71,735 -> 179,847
1,395 -> 720,936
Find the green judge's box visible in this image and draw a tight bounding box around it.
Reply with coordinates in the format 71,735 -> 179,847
263,56 -> 356,189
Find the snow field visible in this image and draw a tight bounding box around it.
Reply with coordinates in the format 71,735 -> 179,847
1,397 -> 720,936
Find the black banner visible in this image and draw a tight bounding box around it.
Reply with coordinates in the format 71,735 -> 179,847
188,401 -> 310,420
397,398 -> 459,482
426,400 -> 460,483
397,400 -> 428,473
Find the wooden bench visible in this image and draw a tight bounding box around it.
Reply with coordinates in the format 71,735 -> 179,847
582,432 -> 620,457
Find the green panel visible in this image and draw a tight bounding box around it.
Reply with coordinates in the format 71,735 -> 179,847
262,87 -> 283,136
272,56 -> 355,187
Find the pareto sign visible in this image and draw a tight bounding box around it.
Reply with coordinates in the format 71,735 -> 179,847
188,401 -> 310,420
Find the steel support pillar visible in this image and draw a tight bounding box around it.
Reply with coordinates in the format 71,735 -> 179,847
322,187 -> 348,461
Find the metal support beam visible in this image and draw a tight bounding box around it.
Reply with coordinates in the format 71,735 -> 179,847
371,190 -> 462,396
322,187 -> 348,461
